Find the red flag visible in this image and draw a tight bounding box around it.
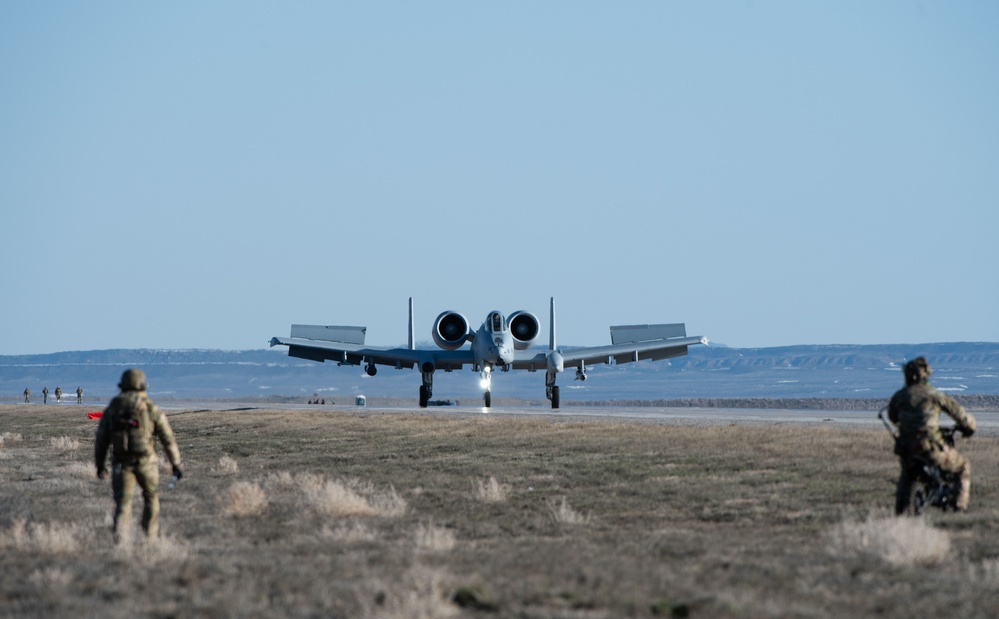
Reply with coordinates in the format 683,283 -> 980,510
87,411 -> 103,420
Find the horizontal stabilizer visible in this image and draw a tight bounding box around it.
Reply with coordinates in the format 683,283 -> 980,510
290,324 -> 366,345
610,323 -> 686,345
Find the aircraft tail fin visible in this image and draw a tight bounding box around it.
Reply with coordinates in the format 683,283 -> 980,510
408,297 -> 415,350
549,297 -> 557,350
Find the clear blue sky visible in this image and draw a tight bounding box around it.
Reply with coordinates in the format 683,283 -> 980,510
2,2 -> 997,355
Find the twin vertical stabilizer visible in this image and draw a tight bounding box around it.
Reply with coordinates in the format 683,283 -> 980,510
549,297 -> 557,351
408,297 -> 415,350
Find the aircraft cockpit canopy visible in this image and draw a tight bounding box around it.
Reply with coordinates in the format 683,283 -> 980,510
488,311 -> 505,333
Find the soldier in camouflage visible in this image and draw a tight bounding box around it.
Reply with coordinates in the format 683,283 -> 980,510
23,387 -> 29,403
94,369 -> 184,542
888,357 -> 976,514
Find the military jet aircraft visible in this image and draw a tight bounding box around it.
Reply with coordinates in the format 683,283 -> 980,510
269,298 -> 707,409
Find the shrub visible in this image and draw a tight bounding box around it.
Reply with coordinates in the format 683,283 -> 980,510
0,432 -> 23,445
306,479 -> 378,518
49,436 -> 80,451
320,522 -> 376,543
0,519 -> 82,554
222,481 -> 269,517
827,512 -> 952,566
473,476 -> 508,503
306,478 -> 407,519
414,521 -> 457,552
363,567 -> 459,619
217,455 -> 239,474
547,497 -> 591,525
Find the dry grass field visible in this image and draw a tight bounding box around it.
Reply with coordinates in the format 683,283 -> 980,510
2,404 -> 999,618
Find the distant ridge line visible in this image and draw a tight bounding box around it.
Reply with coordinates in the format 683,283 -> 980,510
2,343 -> 998,400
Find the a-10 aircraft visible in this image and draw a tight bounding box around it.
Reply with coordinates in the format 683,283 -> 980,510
269,298 -> 708,409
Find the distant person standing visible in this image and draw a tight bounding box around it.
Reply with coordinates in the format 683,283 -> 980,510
94,369 -> 184,543
55,386 -> 63,403
42,386 -> 48,404
23,387 -> 30,403
77,386 -> 83,404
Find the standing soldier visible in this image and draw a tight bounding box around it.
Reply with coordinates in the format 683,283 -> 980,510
55,386 -> 63,403
888,357 -> 976,513
77,386 -> 83,404
42,386 -> 48,404
94,369 -> 184,543
23,387 -> 30,403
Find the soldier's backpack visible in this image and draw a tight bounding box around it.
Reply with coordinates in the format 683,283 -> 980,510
111,393 -> 153,458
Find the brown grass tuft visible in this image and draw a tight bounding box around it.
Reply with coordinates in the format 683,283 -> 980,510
28,567 -> 73,588
827,512 -> 952,566
362,567 -> 459,619
49,436 -> 80,451
0,519 -> 83,554
472,476 -> 508,503
320,522 -> 377,543
113,535 -> 191,564
217,455 -> 239,474
222,481 -> 269,517
413,521 -> 457,553
547,497 -> 591,525
61,461 -> 96,479
1,431 -> 23,446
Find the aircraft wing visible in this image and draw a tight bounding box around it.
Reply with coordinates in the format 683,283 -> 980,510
558,335 -> 708,367
511,323 -> 707,370
269,332 -> 476,371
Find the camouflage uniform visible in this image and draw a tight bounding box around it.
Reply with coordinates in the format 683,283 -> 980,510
94,369 -> 183,542
77,386 -> 83,404
55,386 -> 62,403
888,357 -> 976,514
23,388 -> 29,403
42,387 -> 48,403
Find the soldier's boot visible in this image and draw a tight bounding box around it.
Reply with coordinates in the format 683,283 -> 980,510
141,494 -> 160,539
112,467 -> 136,544
113,504 -> 133,545
894,466 -> 914,516
956,465 -> 972,512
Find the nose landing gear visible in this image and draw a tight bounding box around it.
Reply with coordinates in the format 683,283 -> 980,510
480,367 -> 492,408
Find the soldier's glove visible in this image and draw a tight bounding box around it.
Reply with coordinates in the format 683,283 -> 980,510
961,427 -> 975,438
172,464 -> 184,480
97,467 -> 109,480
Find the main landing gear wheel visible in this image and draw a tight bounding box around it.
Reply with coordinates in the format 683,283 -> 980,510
551,385 -> 560,409
483,390 -> 491,408
419,385 -> 430,408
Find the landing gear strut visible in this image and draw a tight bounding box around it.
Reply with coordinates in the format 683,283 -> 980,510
419,363 -> 434,408
546,371 -> 560,409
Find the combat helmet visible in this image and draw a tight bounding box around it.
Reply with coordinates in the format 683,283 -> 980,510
903,357 -> 931,386
118,368 -> 148,392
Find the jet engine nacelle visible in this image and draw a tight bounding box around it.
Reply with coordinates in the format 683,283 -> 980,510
433,311 -> 471,350
508,310 -> 540,350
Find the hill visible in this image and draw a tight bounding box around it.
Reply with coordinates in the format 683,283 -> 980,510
2,342 -> 997,405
